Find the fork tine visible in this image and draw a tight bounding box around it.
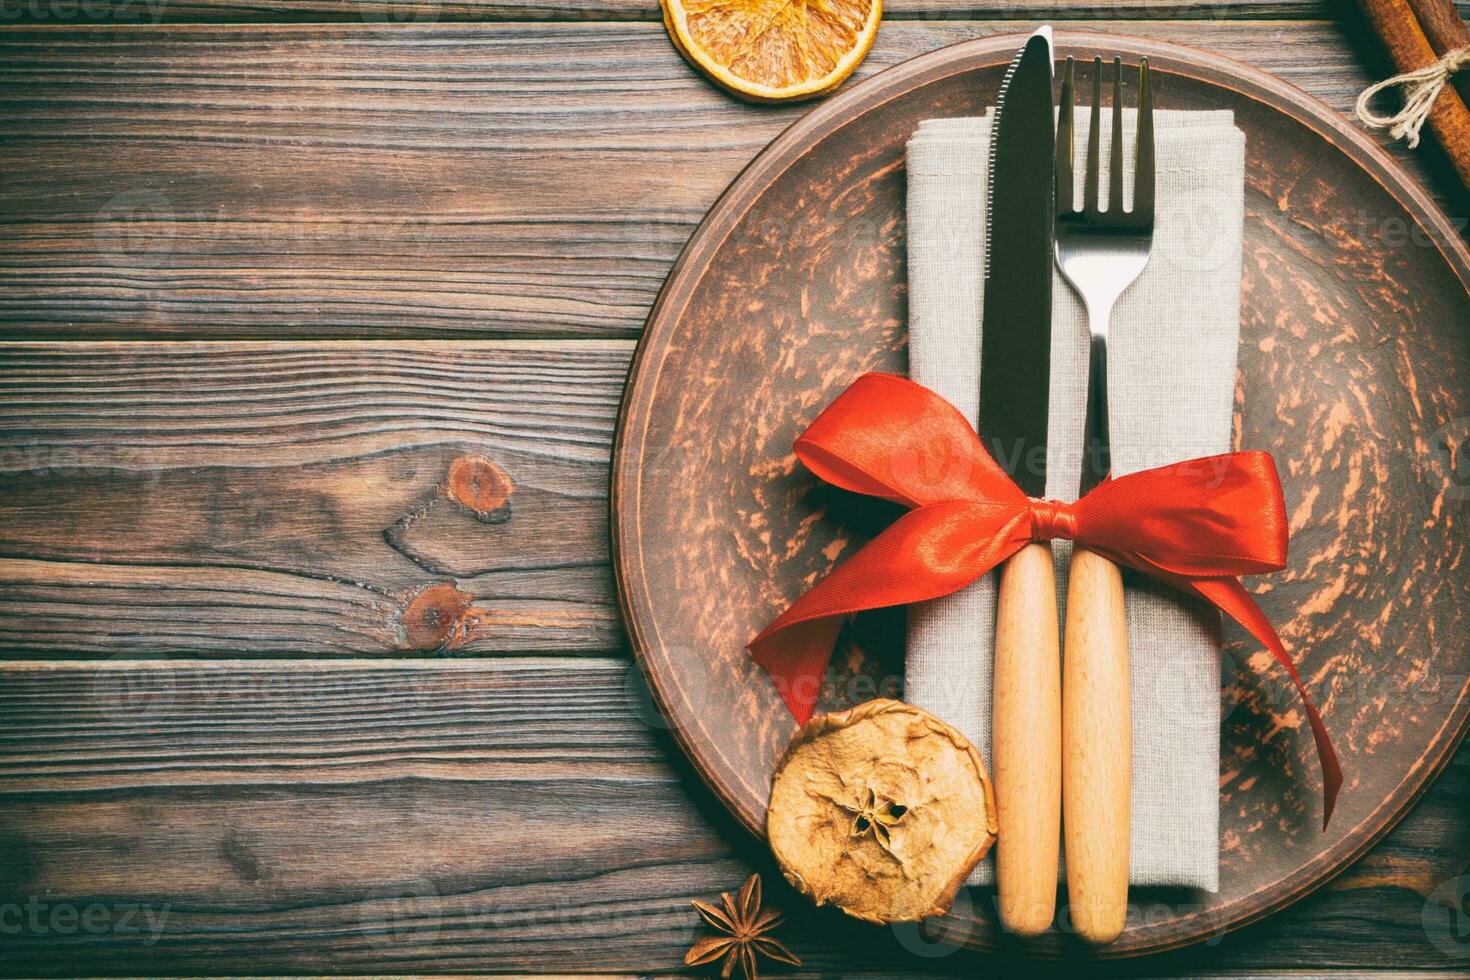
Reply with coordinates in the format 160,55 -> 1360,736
1109,57 -> 1123,212
1057,57 -> 1075,214
1084,57 -> 1101,215
1134,57 -> 1155,219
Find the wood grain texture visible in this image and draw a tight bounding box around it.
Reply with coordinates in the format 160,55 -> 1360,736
0,660 -> 1466,975
1410,0 -> 1470,105
1,10 -> 1468,977
0,21 -> 1463,340
613,30 -> 1470,957
1062,546 -> 1131,946
6,0 -> 1468,23
992,541 -> 1062,937
0,342 -> 630,656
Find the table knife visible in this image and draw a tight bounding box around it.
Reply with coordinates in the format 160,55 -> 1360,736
979,26 -> 1061,938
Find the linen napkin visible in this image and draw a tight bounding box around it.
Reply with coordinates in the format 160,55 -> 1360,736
904,109 -> 1245,891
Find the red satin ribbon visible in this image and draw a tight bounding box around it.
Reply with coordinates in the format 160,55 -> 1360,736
749,372 -> 1342,828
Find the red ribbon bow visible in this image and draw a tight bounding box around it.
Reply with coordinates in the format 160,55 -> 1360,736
750,373 -> 1342,828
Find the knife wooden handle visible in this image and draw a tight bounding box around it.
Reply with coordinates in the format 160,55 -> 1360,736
1063,544 -> 1131,945
993,540 -> 1061,936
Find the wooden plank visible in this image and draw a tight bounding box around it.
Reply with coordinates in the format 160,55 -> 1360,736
0,342 -> 629,656
8,0 -> 1469,25
0,660 -> 740,974
0,659 -> 1466,973
1,21 -> 1462,340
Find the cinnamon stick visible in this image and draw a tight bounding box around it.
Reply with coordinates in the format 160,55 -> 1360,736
1358,0 -> 1470,190
1407,0 -> 1470,106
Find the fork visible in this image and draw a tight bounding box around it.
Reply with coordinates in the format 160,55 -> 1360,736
1055,54 -> 1154,946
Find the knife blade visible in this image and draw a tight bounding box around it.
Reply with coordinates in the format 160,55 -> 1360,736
979,28 -> 1055,490
981,27 -> 1062,939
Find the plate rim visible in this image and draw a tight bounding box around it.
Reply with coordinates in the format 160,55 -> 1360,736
611,28 -> 1470,959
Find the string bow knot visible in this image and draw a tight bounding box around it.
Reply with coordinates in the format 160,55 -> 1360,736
1355,44 -> 1470,148
749,373 -> 1342,827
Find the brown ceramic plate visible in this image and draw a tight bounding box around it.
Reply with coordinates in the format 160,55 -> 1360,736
611,30 -> 1470,957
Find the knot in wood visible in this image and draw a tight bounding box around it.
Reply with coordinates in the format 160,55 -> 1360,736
400,581 -> 476,650
446,455 -> 514,523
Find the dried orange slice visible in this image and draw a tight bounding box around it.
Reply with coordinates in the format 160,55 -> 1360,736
662,0 -> 881,103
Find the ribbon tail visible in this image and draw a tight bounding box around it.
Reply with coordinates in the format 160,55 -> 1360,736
1192,576 -> 1343,829
750,501 -> 1029,724
746,618 -> 846,726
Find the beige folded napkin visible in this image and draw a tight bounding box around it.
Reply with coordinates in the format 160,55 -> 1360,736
904,109 -> 1245,891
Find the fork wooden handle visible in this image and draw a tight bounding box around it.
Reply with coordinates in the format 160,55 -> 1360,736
993,540 -> 1061,936
1063,544 -> 1130,945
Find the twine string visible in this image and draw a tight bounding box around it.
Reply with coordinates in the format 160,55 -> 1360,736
1355,45 -> 1470,148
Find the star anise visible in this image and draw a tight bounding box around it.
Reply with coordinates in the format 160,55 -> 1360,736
684,873 -> 801,980
839,785 -> 908,851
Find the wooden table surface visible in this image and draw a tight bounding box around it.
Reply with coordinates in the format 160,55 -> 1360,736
2,3 -> 1469,976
